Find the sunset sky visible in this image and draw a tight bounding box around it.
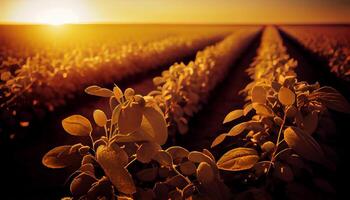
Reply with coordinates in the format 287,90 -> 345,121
1,0 -> 350,24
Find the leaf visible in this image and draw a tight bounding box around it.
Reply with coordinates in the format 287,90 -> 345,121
197,162 -> 215,184
153,150 -> 172,167
124,88 -> 135,100
153,76 -> 165,86
217,147 -> 259,171
311,86 -> 350,113
42,145 -> 81,168
261,141 -> 275,153
139,106 -> 168,145
284,127 -> 324,163
303,111 -> 318,134
85,85 -> 113,97
251,85 -> 266,104
278,87 -> 295,106
113,85 -> 124,102
179,161 -> 196,176
166,146 -> 189,164
96,145 -> 136,194
136,142 -> 161,163
223,109 -> 243,124
70,172 -> 96,197
243,103 -> 253,116
211,133 -> 228,148
188,151 -> 213,164
252,103 -> 274,117
228,122 -> 248,136
111,104 -> 121,125
118,103 -> 143,134
93,109 -> 107,127
62,115 -> 92,136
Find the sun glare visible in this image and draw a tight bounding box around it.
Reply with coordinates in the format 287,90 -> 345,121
36,8 -> 79,25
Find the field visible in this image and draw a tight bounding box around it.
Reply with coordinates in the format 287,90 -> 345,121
1,24 -> 348,199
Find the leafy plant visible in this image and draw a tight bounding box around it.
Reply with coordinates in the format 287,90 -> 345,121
212,27 -> 345,198
43,85 -> 229,199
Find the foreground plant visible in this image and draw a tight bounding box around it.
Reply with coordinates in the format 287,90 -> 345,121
43,85 -> 229,199
212,27 -> 345,198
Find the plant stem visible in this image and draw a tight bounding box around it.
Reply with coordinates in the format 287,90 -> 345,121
267,110 -> 287,173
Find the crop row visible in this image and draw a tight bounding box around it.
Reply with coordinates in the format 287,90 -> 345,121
41,28 -> 260,199
211,26 -> 348,199
0,33 -> 226,127
148,28 -> 260,136
281,26 -> 350,81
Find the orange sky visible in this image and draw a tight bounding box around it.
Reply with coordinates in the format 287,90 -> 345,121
1,0 -> 350,24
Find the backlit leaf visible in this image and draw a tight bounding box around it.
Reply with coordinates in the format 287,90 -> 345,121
223,109 -> 243,124
311,86 -> 350,113
284,127 -> 324,163
251,85 -> 266,103
42,145 -> 81,168
96,145 -> 136,194
217,147 -> 259,171
252,103 -> 274,117
153,150 -> 172,167
113,85 -> 124,102
228,122 -> 248,136
93,109 -> 107,127
136,142 -> 161,163
197,162 -> 215,184
211,133 -> 227,148
118,103 -> 143,134
139,106 -> 168,145
62,115 -> 92,136
278,87 -> 295,106
179,161 -> 196,176
85,85 -> 113,97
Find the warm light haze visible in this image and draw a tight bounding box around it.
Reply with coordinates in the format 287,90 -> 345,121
1,0 -> 350,24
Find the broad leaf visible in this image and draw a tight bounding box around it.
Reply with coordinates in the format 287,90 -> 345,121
96,145 -> 136,194
139,106 -> 168,145
62,115 -> 92,136
252,103 -> 274,117
93,109 -> 107,127
223,109 -> 243,124
278,87 -> 295,106
85,85 -> 113,97
136,142 -> 161,163
311,86 -> 350,113
42,145 -> 81,168
217,147 -> 259,171
197,162 -> 215,184
251,85 -> 266,104
211,133 -> 227,148
118,103 -> 143,134
284,126 -> 324,163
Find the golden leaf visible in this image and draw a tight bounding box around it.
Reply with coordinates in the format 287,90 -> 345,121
223,109 -> 243,124
217,147 -> 259,171
62,115 -> 92,136
93,109 -> 107,127
278,87 -> 295,106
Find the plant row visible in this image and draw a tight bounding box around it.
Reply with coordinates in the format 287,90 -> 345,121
211,26 -> 348,199
148,28 -> 260,136
41,28 -> 260,200
281,26 -> 350,81
0,33 -> 226,129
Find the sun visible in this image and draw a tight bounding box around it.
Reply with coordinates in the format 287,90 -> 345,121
36,8 -> 80,25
